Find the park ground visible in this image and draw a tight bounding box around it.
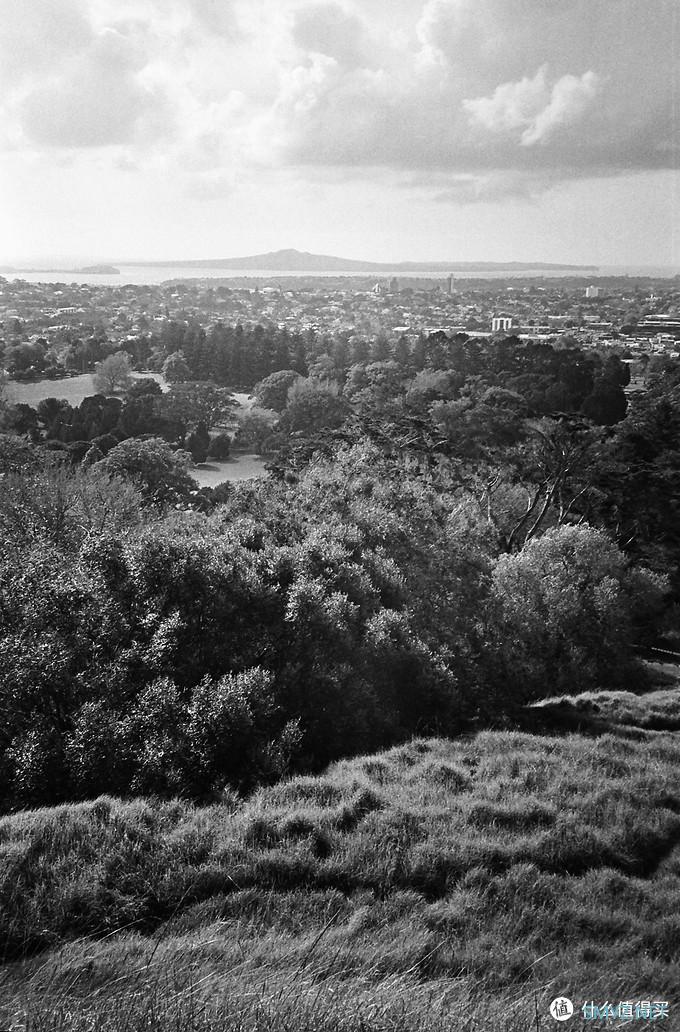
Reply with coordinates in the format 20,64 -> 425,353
4,374 -> 267,485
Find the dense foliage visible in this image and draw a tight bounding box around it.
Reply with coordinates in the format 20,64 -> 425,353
1,332 -> 679,811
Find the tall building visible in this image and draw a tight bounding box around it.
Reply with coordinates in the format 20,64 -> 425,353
585,285 -> 600,298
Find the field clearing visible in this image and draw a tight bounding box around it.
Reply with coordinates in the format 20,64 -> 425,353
1,725 -> 679,1031
193,452 -> 267,486
5,377 -> 254,410
5,372 -> 167,406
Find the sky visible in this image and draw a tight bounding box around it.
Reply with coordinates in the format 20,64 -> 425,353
0,0 -> 678,267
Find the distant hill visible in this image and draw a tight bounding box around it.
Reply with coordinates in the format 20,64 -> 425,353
126,248 -> 598,274
74,264 -> 120,275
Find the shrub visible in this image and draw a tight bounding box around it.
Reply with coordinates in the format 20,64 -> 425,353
207,432 -> 232,460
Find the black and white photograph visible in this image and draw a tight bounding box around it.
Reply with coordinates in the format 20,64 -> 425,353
0,1 -> 678,1029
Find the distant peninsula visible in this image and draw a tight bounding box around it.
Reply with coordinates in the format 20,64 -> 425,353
126,248 -> 598,274
0,263 -> 120,275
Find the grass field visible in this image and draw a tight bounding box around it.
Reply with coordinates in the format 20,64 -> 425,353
5,378 -> 254,409
193,453 -> 267,487
1,698 -> 679,1031
5,372 -> 167,407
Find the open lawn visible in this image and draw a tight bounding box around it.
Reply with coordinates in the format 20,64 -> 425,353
193,453 -> 267,487
1,712 -> 679,1031
5,372 -> 167,407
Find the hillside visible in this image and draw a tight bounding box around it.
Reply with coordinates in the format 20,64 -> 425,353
2,698 -> 679,1031
125,248 -> 598,273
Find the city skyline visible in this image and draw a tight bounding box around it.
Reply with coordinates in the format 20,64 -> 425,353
1,0 -> 678,268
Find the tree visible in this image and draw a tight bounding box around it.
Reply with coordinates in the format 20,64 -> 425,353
5,341 -> 47,376
126,377 -> 163,399
36,397 -> 76,440
253,370 -> 303,412
98,437 -> 197,506
490,524 -> 666,701
280,378 -> 350,435
207,432 -> 232,460
0,433 -> 42,473
602,376 -> 680,580
187,420 -> 210,463
1,403 -> 39,438
581,380 -> 628,426
117,394 -> 176,441
495,418 -> 605,551
92,351 -> 133,395
0,456 -> 142,553
162,351 -> 191,383
159,382 -> 236,431
236,407 -> 278,453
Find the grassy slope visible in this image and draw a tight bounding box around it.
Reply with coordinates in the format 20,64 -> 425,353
534,686 -> 680,732
1,722 -> 680,1031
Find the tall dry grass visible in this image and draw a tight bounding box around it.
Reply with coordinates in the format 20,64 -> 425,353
1,729 -> 679,1029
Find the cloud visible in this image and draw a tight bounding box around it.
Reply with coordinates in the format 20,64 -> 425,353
520,70 -> 600,145
0,0 -> 676,204
463,65 -> 601,146
463,66 -> 551,135
18,28 -> 173,148
429,171 -> 547,204
256,0 -> 677,191
0,0 -> 93,88
186,0 -> 239,38
292,3 -> 372,67
256,56 -> 603,178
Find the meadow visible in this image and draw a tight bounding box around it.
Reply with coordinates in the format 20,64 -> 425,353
192,453 -> 267,487
4,376 -> 267,483
1,706 -> 679,1031
4,373 -> 127,408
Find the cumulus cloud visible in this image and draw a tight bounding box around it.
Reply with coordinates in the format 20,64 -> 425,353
0,0 -> 676,202
18,28 -> 172,148
463,66 -> 552,135
520,70 -> 600,145
259,0 -> 676,189
464,65 -> 601,146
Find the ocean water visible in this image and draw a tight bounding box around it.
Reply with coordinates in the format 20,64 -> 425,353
4,264 -> 676,287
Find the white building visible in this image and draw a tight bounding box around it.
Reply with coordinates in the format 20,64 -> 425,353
491,316 -> 513,332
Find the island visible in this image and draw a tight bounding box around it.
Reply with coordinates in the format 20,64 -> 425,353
72,264 -> 120,275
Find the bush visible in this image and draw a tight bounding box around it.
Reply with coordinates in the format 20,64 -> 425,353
207,432 -> 232,460
490,524 -> 668,701
99,436 -> 197,505
187,420 -> 210,463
